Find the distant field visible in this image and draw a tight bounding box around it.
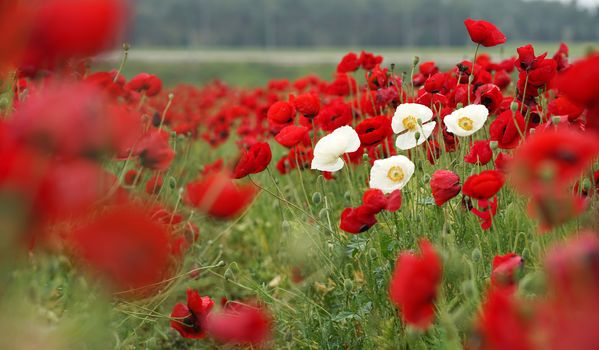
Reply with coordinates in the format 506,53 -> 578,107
94,43 -> 598,87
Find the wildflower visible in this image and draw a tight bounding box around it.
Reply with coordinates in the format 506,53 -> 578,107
369,155 -> 415,194
311,126 -> 360,172
337,52 -> 360,73
185,171 -> 257,219
391,103 -> 436,150
444,104 -> 489,137
430,170 -> 461,206
464,19 -> 506,47
170,289 -> 215,339
491,253 -> 524,290
489,110 -> 525,149
462,170 -> 505,200
233,142 -> 272,179
293,93 -> 320,118
68,204 -> 172,294
267,101 -> 295,126
274,125 -> 309,148
206,302 -> 272,346
134,131 -> 175,171
389,240 -> 442,329
125,73 -> 163,97
356,115 -> 392,147
464,140 -> 493,165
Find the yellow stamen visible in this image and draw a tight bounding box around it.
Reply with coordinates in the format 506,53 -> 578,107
402,116 -> 418,131
458,116 -> 474,131
387,166 -> 405,183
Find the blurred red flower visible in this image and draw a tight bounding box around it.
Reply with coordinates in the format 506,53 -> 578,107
134,131 -> 175,171
491,253 -> 524,290
125,73 -> 163,97
185,171 -> 257,219
337,52 -> 360,73
389,239 -> 442,329
207,302 -> 272,346
68,204 -> 172,294
19,0 -> 127,73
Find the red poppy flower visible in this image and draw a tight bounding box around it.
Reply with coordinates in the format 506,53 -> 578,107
274,125 -> 309,148
510,128 -> 599,194
185,171 -> 257,219
554,54 -> 599,131
471,197 -> 499,230
430,170 -> 461,206
327,73 -> 357,96
206,302 -> 272,346
362,188 -> 403,213
124,169 -> 140,186
19,0 -> 127,73
267,101 -> 295,126
464,19 -> 506,47
315,100 -> 353,132
170,289 -> 215,339
472,288 -> 532,350
494,152 -> 512,174
514,44 -> 547,72
491,253 -> 524,290
389,239 -> 442,329
465,140 -> 493,166
359,51 -> 383,71
474,84 -> 503,114
134,131 -> 175,171
534,233 -> 599,350
233,142 -> 272,179
552,42 -> 569,71
339,206 -> 378,234
125,73 -> 163,97
547,96 -> 584,122
337,52 -> 360,73
10,82 -> 140,158
489,110 -> 525,150
419,61 -> 439,76
424,73 -> 447,94
463,170 -> 505,200
293,93 -> 320,118
355,115 -> 392,147
68,204 -> 172,294
493,69 -> 511,90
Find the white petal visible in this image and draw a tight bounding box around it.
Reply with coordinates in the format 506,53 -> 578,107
311,156 -> 344,172
392,103 -> 433,134
368,155 -> 415,193
395,131 -> 418,150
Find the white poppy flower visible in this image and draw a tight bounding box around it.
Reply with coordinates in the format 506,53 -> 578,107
369,155 -> 415,193
391,103 -> 436,150
443,104 -> 489,137
311,125 -> 360,172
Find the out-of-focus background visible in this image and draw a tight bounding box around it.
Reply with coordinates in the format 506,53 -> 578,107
98,0 -> 599,86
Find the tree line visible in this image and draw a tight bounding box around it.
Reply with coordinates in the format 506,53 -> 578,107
130,0 -> 599,47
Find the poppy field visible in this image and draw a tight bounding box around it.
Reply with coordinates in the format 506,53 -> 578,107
2,1 -> 599,349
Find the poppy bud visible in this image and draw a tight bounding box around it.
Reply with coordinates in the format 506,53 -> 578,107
312,192 -> 322,204
461,280 -> 476,298
412,56 -> 420,67
489,140 -> 498,150
471,248 -> 482,261
510,101 -> 519,112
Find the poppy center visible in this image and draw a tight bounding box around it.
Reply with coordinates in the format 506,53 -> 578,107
387,166 -> 405,183
458,116 -> 474,131
402,116 -> 418,131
